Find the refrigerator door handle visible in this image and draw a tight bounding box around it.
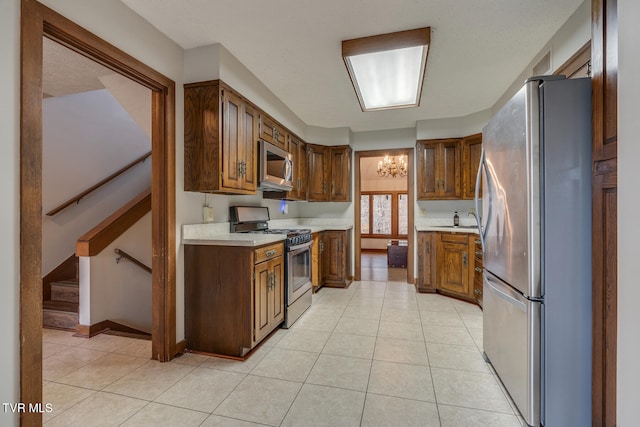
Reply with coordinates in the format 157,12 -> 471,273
485,274 -> 527,312
474,147 -> 487,251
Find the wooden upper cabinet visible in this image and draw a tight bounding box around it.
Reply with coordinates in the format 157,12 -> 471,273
330,146 -> 351,202
184,80 -> 257,194
416,141 -> 438,198
440,140 -> 461,199
298,141 -> 308,200
416,139 -> 461,200
242,102 -> 259,191
287,134 -> 308,201
307,144 -> 351,202
260,113 -> 287,151
462,133 -> 482,199
308,144 -> 330,201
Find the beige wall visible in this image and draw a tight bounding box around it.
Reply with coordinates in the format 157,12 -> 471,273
617,0 -> 639,422
0,0 -> 20,423
360,157 -> 408,192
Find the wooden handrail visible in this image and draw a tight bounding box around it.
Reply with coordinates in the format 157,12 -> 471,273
46,151 -> 151,216
76,189 -> 151,257
115,248 -> 151,274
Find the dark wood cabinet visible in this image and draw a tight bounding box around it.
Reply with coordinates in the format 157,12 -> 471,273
253,249 -> 285,344
298,140 -> 308,200
314,230 -> 351,289
472,237 -> 483,306
417,231 -> 478,304
417,232 -> 436,293
259,113 -> 287,151
437,233 -> 470,297
462,133 -> 483,200
308,144 -> 352,202
591,0 -> 617,423
416,139 -> 461,200
184,80 -> 258,194
184,242 -> 284,357
308,144 -> 330,201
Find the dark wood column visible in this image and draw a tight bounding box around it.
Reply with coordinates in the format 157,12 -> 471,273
591,0 -> 618,425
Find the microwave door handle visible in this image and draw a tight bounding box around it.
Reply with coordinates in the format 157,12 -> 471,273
283,159 -> 293,181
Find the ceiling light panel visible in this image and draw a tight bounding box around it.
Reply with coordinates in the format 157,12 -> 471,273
342,27 -> 430,112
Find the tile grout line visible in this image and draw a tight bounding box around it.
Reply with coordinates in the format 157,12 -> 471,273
358,280 -> 386,427
416,292 -> 444,427
276,282 -> 356,426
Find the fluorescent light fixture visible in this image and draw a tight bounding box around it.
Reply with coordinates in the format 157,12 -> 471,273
342,27 -> 430,111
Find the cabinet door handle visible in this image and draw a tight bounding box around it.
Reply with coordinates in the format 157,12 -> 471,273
475,267 -> 483,273
475,239 -> 481,245
463,253 -> 467,267
265,249 -> 277,257
425,241 -> 429,255
331,183 -> 334,194
268,272 -> 274,289
475,250 -> 483,255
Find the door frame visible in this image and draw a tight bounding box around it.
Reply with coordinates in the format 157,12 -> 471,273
20,0 -> 176,423
354,149 -> 415,282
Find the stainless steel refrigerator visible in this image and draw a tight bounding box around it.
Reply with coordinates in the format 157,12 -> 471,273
476,76 -> 592,427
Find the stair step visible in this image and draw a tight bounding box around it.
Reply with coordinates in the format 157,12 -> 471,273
43,299 -> 79,313
51,280 -> 79,303
43,300 -> 79,330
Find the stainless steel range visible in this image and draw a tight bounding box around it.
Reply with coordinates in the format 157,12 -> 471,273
230,206 -> 312,328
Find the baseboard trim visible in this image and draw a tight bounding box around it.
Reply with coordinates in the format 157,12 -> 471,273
75,320 -> 151,339
174,339 -> 187,356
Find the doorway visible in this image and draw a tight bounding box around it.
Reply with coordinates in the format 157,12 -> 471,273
354,149 -> 415,283
20,0 -> 176,419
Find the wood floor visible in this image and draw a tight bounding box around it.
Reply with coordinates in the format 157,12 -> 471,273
360,252 -> 408,282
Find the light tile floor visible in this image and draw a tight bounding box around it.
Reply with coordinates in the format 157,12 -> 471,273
43,281 -> 525,426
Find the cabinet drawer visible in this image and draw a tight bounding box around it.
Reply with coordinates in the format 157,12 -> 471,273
440,233 -> 469,244
255,243 -> 284,264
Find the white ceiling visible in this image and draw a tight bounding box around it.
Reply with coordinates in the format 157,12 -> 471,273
120,0 -> 583,132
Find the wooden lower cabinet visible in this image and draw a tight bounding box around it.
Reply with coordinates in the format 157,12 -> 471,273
184,242 -> 284,357
417,232 -> 436,293
312,230 -> 352,290
437,233 -> 471,298
417,231 -> 479,304
322,230 -> 352,288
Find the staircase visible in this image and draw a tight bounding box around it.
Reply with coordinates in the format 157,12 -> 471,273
43,257 -> 79,330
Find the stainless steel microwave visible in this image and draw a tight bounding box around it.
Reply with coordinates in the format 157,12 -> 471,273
259,140 -> 293,191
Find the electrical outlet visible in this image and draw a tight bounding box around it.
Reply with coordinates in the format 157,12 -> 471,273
419,208 -> 427,217
202,206 -> 214,223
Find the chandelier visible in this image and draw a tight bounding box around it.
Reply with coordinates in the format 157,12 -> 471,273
377,155 -> 407,178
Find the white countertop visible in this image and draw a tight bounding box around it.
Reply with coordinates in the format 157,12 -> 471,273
414,218 -> 479,234
414,225 -> 479,234
182,218 -> 353,246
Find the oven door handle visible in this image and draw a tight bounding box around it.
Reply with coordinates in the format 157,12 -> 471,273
288,242 -> 312,252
